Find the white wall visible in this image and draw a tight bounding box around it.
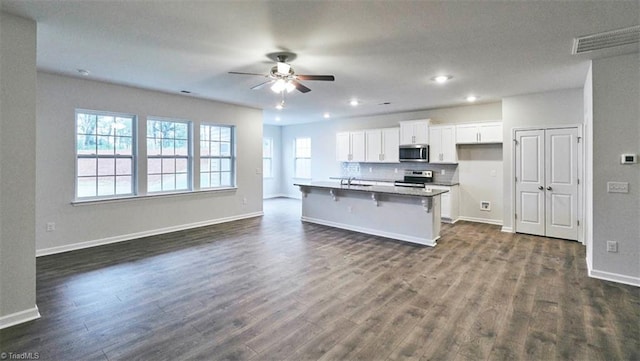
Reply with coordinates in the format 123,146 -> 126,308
36,73 -> 263,255
263,124 -> 284,198
280,102 -> 503,225
0,12 -> 39,328
457,144 -> 503,224
589,53 -> 639,285
501,88 -> 584,231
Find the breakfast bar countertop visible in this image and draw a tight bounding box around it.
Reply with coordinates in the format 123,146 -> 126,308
328,177 -> 459,187
294,181 -> 449,198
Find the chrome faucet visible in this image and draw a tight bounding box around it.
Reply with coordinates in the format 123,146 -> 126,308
340,177 -> 355,186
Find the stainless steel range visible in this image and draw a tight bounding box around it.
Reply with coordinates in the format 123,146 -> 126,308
394,170 -> 433,188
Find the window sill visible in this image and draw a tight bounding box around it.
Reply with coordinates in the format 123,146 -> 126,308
72,187 -> 238,206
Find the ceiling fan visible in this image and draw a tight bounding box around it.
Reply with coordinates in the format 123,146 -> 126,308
228,52 -> 335,94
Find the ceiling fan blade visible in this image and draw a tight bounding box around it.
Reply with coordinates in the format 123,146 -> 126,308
251,80 -> 273,90
292,80 -> 311,93
296,75 -> 335,81
228,71 -> 266,76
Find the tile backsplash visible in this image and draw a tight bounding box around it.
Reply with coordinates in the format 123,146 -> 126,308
340,162 -> 459,184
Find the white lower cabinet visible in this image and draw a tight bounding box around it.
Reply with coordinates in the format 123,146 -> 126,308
427,184 -> 459,223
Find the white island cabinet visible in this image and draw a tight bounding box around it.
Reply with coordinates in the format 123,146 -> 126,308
295,181 -> 447,246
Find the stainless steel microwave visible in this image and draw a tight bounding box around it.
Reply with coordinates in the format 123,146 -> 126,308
399,144 -> 429,162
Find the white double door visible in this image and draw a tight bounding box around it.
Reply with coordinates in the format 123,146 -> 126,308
515,127 -> 579,241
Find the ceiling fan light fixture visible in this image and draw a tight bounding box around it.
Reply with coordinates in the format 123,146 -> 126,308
271,79 -> 286,93
465,95 -> 478,102
323,113 -> 331,119
285,81 -> 295,93
276,62 -> 291,75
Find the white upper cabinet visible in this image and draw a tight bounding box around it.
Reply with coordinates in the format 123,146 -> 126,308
429,125 -> 457,163
336,131 -> 365,162
455,121 -> 503,144
382,127 -> 400,163
366,127 -> 400,163
399,119 -> 430,145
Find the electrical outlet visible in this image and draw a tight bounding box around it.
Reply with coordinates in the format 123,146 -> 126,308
242,197 -> 247,205
441,169 -> 445,175
607,182 -> 629,193
369,167 -> 373,173
490,170 -> 497,177
480,201 -> 491,211
394,168 -> 398,174
606,241 -> 618,253
347,206 -> 353,213
46,222 -> 55,232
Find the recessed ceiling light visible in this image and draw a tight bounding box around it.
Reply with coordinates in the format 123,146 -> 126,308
77,69 -> 90,76
323,113 -> 331,119
275,116 -> 281,122
432,75 -> 452,84
349,99 -> 359,106
275,103 -> 284,110
465,95 -> 478,102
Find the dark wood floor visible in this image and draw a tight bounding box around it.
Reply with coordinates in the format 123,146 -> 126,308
1,198 -> 638,361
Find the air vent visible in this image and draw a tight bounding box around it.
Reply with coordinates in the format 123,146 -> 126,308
572,25 -> 640,54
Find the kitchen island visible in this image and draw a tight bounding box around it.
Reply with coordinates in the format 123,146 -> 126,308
294,181 -> 448,246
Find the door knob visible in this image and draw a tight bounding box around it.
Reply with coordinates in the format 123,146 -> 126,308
538,186 -> 544,190
547,186 -> 552,191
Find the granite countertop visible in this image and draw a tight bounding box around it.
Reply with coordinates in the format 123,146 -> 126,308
294,181 -> 449,198
329,176 -> 459,187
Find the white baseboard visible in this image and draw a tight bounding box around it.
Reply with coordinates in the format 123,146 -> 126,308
263,193 -> 288,199
301,216 -> 437,247
501,226 -> 514,233
0,306 -> 40,330
588,266 -> 639,287
36,212 -> 264,257
457,216 -> 503,226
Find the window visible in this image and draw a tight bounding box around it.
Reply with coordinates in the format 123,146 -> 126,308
294,137 -> 311,179
147,119 -> 191,192
75,110 -> 136,199
263,137 -> 273,178
200,124 -> 234,188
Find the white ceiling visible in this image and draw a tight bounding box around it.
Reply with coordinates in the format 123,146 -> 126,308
2,1 -> 638,125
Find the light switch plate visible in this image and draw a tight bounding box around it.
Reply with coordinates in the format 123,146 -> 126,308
607,181 -> 629,193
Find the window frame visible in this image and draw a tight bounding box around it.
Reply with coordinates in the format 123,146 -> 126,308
74,109 -> 137,201
294,137 -> 312,180
199,123 -> 236,189
263,137 -> 273,179
146,117 -> 193,194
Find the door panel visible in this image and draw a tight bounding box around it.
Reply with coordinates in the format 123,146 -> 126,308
549,193 -> 573,227
545,128 -> 578,240
515,130 -> 545,236
520,192 -> 543,224
515,127 -> 579,241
